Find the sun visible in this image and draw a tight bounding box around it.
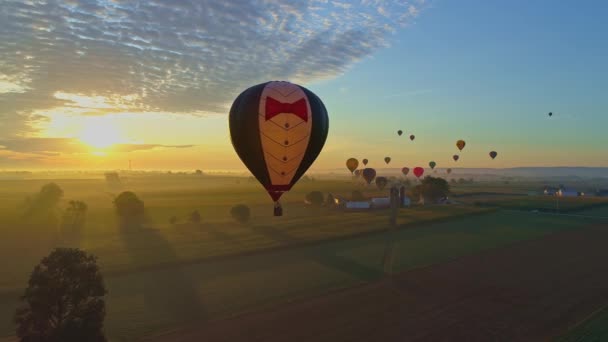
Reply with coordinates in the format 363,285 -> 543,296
78,117 -> 124,149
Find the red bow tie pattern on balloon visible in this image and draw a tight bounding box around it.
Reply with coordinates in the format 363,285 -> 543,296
265,97 -> 308,122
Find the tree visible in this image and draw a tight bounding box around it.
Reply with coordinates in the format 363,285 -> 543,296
24,182 -> 64,218
14,248 -> 107,342
412,176 -> 450,203
61,200 -> 88,238
189,210 -> 201,224
305,191 -> 324,206
351,190 -> 366,201
113,191 -> 144,223
326,193 -> 335,207
230,204 -> 250,223
195,169 -> 203,175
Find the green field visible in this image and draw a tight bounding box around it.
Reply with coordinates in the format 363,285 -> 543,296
0,175 -> 602,340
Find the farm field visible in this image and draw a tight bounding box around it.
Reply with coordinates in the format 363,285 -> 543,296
148,224 -> 608,342
1,175 -> 606,340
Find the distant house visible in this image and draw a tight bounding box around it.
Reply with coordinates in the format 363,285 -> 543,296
557,188 -> 579,197
371,197 -> 391,209
544,187 -> 559,195
345,201 -> 371,210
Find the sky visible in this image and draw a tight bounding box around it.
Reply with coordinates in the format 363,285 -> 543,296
1,0 -> 607,171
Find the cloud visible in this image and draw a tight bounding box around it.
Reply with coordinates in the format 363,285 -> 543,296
0,138 -> 195,155
0,0 -> 427,139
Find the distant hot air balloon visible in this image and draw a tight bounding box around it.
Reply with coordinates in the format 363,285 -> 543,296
453,154 -> 459,162
362,168 -> 376,185
397,130 -> 403,136
413,167 -> 424,179
346,158 -> 359,173
429,161 -> 436,169
489,151 -> 498,159
456,140 -> 466,151
447,168 -> 452,174
384,157 -> 391,164
354,169 -> 362,178
409,135 -> 415,141
401,167 -> 410,176
548,112 -> 553,117
362,158 -> 368,166
229,81 -> 329,216
375,176 -> 388,190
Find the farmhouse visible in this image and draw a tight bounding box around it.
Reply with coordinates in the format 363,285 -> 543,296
556,188 -> 579,197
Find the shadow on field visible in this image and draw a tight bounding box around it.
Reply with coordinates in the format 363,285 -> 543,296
119,220 -> 205,323
252,225 -> 383,282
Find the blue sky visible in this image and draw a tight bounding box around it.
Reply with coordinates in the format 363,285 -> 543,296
0,0 -> 606,170
309,0 -> 608,169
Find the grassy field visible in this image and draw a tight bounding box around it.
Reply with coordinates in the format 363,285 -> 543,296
0,175 -> 602,340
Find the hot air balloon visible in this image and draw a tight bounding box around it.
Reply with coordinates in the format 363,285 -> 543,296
397,130 -> 403,136
447,168 -> 452,174
489,151 -> 497,159
375,176 -> 388,190
429,161 -> 436,169
413,167 -> 424,179
409,135 -> 415,141
362,168 -> 376,185
362,158 -> 368,166
346,158 -> 358,173
354,169 -> 362,178
229,81 -> 329,216
456,140 -> 466,151
453,154 -> 459,162
548,112 -> 553,117
401,167 -> 410,176
384,157 -> 391,164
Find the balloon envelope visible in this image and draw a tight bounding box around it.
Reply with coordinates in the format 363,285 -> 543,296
362,168 -> 376,184
397,130 -> 403,136
409,135 -> 415,141
489,151 -> 498,159
354,169 -> 362,177
401,167 -> 410,176
429,161 -> 436,169
456,140 -> 466,151
375,176 -> 388,190
362,158 -> 368,166
229,81 -> 329,210
453,154 -> 459,161
548,112 -> 553,117
384,157 -> 391,164
346,158 -> 358,173
413,167 -> 424,178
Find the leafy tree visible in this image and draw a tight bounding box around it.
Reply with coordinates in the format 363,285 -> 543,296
113,191 -> 144,223
305,191 -> 324,206
326,193 -> 335,206
14,248 -> 107,342
194,169 -> 203,175
24,183 -> 64,218
351,190 -> 366,201
189,210 -> 201,224
61,200 -> 88,237
412,176 -> 450,203
230,204 -> 250,224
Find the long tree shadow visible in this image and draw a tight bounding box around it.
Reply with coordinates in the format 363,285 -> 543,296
119,220 -> 205,326
252,225 -> 383,282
